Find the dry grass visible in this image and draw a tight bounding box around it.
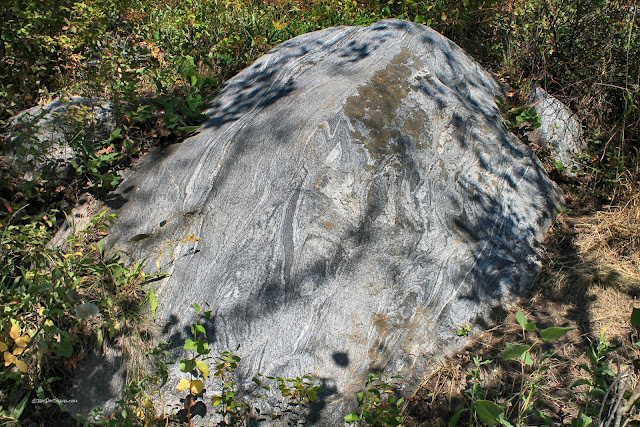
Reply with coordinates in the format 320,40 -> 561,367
404,186 -> 640,426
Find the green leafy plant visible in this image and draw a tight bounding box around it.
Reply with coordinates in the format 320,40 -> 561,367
345,373 -> 404,427
253,372 -> 322,415
571,331 -> 617,426
449,310 -> 573,426
570,308 -> 640,427
69,128 -> 123,190
0,208 -> 160,424
176,303 -> 213,425
448,356 -> 507,427
496,96 -> 541,135
457,324 -> 472,338
210,349 -> 249,425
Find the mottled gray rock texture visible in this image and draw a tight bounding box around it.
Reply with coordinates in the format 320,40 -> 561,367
528,84 -> 585,176
100,19 -> 562,424
1,96 -> 115,181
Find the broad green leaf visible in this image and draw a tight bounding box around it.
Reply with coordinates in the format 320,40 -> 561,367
190,379 -> 204,395
178,125 -> 201,133
196,340 -> 209,355
501,343 -> 530,361
571,412 -> 593,427
191,323 -> 206,338
523,350 -> 534,366
344,413 -> 360,422
180,358 -> 196,373
474,400 -> 504,426
516,310 -> 537,332
149,285 -> 158,321
516,310 -> 528,329
12,393 -> 30,419
448,407 -> 468,427
539,327 -> 574,341
196,360 -> 209,379
572,379 -> 591,388
184,339 -> 197,351
600,367 -> 615,376
57,333 -> 73,358
631,308 -> 640,332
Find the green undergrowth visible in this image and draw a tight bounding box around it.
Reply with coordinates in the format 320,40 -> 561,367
0,209 -> 160,423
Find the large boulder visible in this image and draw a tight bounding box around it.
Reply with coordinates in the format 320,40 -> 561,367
101,19 -> 561,424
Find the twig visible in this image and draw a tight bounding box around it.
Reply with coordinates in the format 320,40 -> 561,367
615,375 -> 640,427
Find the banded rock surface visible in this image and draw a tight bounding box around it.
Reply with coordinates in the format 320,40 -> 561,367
2,96 -> 115,182
101,19 -> 562,424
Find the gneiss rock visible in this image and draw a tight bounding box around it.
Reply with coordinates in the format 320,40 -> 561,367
100,19 -> 562,424
1,96 -> 115,182
528,84 -> 585,177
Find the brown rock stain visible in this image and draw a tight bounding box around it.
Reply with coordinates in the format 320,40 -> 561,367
367,308 -> 428,370
343,48 -> 429,169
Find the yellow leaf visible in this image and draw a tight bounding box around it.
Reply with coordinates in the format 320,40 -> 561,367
0,342 -> 8,352
212,395 -> 222,407
196,360 -> 209,380
143,397 -> 154,410
273,20 -> 288,29
12,347 -> 24,355
14,359 -> 27,373
190,379 -> 204,395
10,324 -> 20,340
176,378 -> 191,392
14,335 -> 30,348
4,351 -> 16,366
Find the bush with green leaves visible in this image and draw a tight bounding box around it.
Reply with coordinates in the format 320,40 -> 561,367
448,310 -> 574,426
570,308 -> 640,427
0,209 -> 159,424
345,372 -> 405,427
